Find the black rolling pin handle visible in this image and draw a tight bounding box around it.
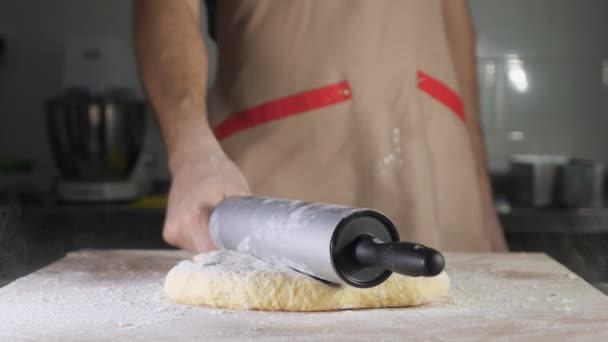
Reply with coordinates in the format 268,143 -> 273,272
353,235 -> 445,277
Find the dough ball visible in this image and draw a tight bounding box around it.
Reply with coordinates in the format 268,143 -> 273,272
164,250 -> 450,312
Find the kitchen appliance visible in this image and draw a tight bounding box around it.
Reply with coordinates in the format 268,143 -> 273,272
508,155 -> 606,208
46,37 -> 147,202
558,159 -> 605,208
46,88 -> 146,202
508,154 -> 569,207
210,196 -> 445,288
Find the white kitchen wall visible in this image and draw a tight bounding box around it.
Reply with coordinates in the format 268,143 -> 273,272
0,0 -> 217,191
470,0 -> 608,171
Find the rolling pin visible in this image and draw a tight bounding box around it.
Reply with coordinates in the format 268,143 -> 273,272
209,196 -> 445,288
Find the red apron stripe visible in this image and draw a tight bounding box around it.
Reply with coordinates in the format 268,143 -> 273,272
417,70 -> 466,122
214,81 -> 352,140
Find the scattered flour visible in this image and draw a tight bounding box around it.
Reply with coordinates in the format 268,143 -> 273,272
377,127 -> 404,176
183,250 -> 304,280
1,250 -> 607,341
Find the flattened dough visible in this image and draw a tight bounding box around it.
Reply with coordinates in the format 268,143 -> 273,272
164,250 -> 449,312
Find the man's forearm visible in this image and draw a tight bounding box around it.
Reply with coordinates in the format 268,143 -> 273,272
133,0 -> 219,173
442,0 -> 508,251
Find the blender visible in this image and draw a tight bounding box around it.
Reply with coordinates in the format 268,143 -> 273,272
46,37 -> 147,203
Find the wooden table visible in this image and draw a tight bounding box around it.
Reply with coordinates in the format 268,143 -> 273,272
1,250 -> 607,341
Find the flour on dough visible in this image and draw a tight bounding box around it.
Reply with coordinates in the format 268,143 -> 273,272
164,250 -> 450,312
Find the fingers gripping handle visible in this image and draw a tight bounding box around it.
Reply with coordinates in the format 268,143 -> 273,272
354,235 -> 445,277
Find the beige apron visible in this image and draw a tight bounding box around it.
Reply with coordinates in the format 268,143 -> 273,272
208,0 -> 494,252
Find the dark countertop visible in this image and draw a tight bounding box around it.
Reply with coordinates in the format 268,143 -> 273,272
499,207 -> 608,288
501,207 -> 608,234
21,204 -> 169,249
0,204 -> 171,287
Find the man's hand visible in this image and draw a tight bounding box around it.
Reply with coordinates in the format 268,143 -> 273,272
163,146 -> 251,252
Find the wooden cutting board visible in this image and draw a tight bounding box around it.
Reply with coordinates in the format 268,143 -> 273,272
1,250 -> 607,341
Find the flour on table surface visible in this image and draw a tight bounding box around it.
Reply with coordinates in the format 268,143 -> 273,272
1,250 -> 608,341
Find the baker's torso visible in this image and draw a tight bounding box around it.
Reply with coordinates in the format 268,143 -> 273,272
207,0 -> 493,252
